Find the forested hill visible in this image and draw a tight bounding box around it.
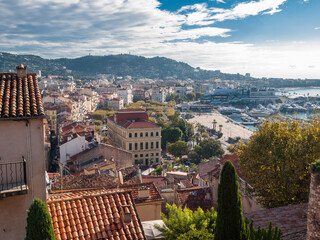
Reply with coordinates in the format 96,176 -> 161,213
0,52 -> 248,80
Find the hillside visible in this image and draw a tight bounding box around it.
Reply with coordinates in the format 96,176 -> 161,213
0,52 -> 248,80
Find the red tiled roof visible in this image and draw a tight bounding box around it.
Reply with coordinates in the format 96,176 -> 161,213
245,203 -> 307,240
49,182 -> 162,205
220,153 -> 243,178
0,70 -> 44,118
142,176 -> 166,189
180,179 -> 194,188
118,109 -> 144,112
108,116 -> 160,129
47,191 -> 146,240
119,120 -> 160,129
198,158 -> 220,179
177,187 -> 214,212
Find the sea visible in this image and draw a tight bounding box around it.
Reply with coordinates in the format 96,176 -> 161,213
276,87 -> 320,98
232,87 -> 320,130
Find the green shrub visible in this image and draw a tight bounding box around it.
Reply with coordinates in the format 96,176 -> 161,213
25,199 -> 56,240
310,159 -> 320,173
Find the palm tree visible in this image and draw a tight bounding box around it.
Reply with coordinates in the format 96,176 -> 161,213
212,119 -> 217,131
219,124 -> 223,133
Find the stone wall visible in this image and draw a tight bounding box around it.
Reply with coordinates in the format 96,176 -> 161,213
72,144 -> 133,170
307,171 -> 320,240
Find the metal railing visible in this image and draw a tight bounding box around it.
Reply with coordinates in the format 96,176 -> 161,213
0,157 -> 27,192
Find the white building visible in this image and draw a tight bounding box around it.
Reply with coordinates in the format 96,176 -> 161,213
118,88 -> 133,104
151,88 -> 166,103
174,86 -> 193,98
59,135 -> 88,164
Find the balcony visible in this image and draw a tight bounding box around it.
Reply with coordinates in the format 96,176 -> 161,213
0,158 -> 28,198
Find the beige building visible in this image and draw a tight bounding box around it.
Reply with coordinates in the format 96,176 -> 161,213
107,97 -> 124,111
107,109 -> 161,165
0,65 -> 47,240
45,108 -> 57,135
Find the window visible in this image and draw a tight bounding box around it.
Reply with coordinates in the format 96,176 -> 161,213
140,154 -> 143,157
140,142 -> 143,150
151,142 -> 154,149
145,132 -> 148,137
156,141 -> 159,149
129,143 -> 132,151
135,133 -> 138,137
145,153 -> 149,157
151,153 -> 154,156
135,160 -> 139,164
156,158 -> 159,162
145,159 -> 149,165
145,142 -> 149,149
151,132 -> 154,137
135,143 -> 138,150
156,132 -> 159,136
156,153 -> 159,156
135,154 -> 138,158
140,132 -> 143,137
129,133 -> 132,138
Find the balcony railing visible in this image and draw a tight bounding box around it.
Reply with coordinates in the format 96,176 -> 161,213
0,158 -> 28,198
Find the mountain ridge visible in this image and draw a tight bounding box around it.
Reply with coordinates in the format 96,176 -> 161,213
0,52 -> 249,80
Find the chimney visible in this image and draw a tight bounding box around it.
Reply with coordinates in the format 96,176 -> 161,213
16,64 -> 27,78
121,205 -> 132,224
138,169 -> 142,183
307,161 -> 320,240
138,186 -> 150,199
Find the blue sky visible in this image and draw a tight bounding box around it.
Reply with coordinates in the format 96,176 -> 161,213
0,0 -> 319,78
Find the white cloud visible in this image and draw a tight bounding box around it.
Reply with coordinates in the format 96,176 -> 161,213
179,0 -> 287,25
210,0 -> 225,3
314,27 -> 320,30
0,0 -> 318,78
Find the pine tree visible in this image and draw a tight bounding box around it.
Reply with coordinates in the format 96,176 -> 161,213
215,160 -> 245,240
25,198 -> 57,240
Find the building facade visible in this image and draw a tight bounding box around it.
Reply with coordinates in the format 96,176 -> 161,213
118,88 -> 133,104
151,88 -> 166,103
0,65 -> 47,240
107,109 -> 161,165
107,97 -> 124,111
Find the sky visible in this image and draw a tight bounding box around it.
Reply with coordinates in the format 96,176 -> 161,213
0,0 -> 319,79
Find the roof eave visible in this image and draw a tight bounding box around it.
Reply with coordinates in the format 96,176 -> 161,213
0,115 -> 45,121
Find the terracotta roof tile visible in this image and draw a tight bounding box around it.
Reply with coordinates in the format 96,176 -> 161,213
177,187 -> 214,212
49,182 -> 162,205
0,72 -> 44,119
245,203 -> 307,240
48,191 -> 146,240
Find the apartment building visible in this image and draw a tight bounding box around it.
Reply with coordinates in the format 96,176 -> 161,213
0,65 -> 47,239
151,88 -> 166,103
107,109 -> 161,165
107,97 -> 124,111
118,88 -> 133,104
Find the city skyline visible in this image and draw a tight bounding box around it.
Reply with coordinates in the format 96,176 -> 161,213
0,0 -> 319,78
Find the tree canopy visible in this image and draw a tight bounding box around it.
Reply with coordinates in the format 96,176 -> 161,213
162,126 -> 183,148
167,140 -> 188,158
25,199 -> 57,240
239,114 -> 320,208
195,138 -> 224,159
155,204 -> 217,240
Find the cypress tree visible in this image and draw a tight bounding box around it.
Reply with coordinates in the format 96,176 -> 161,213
25,198 -> 57,240
215,160 -> 245,240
